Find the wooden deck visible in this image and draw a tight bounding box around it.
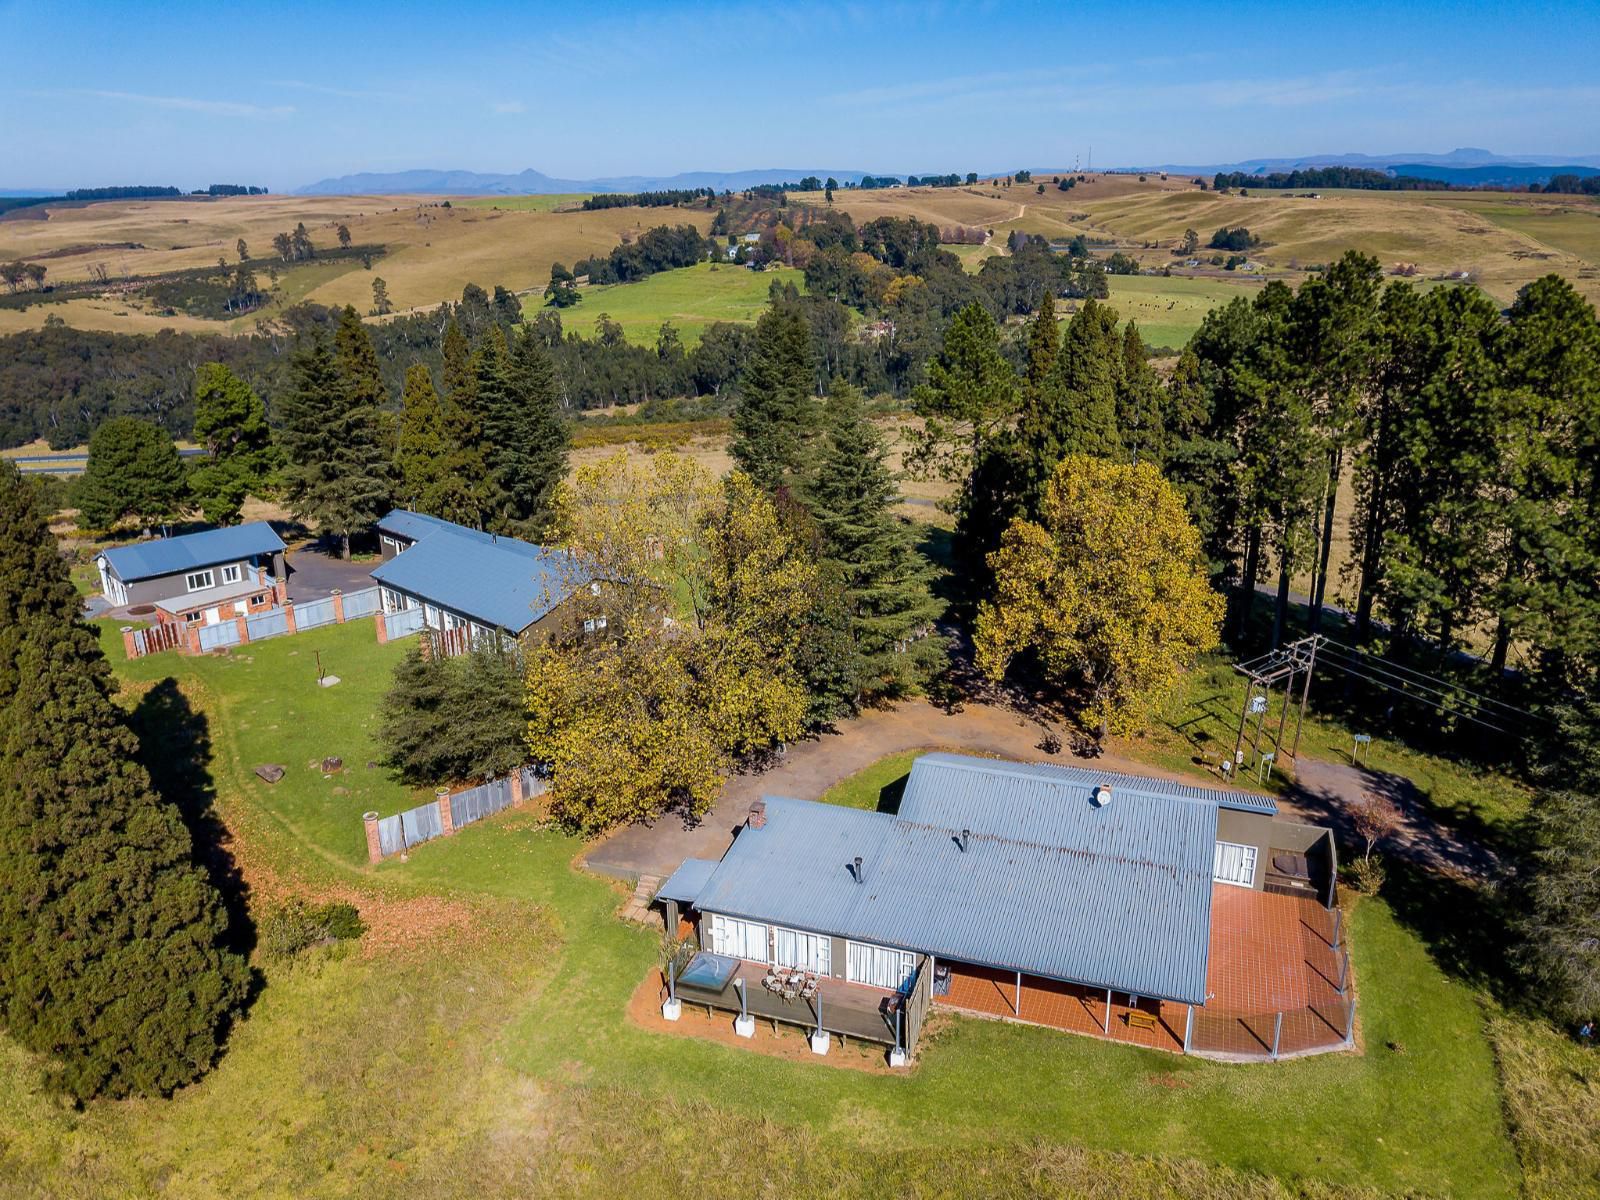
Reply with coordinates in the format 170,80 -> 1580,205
673,960 -> 907,1046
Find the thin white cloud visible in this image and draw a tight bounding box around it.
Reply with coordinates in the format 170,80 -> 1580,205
268,79 -> 408,102
66,89 -> 294,119
492,100 -> 527,115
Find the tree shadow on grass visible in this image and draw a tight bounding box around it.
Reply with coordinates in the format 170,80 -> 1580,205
129,678 -> 256,960
1376,856 -> 1521,1006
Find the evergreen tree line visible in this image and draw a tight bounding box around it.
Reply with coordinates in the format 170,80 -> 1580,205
1211,167 -> 1452,191
0,464 -> 248,1100
579,188 -> 715,210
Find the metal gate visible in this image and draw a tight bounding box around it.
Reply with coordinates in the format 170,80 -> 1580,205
449,776 -> 515,829
376,813 -> 405,858
198,621 -> 241,651
399,801 -> 443,847
246,607 -> 289,640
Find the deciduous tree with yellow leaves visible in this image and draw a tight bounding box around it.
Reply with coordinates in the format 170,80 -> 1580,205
525,453 -> 817,832
974,455 -> 1223,739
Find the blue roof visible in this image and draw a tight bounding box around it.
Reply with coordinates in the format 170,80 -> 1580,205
690,753 -> 1276,1004
376,510 -> 462,543
657,858 -> 721,905
99,521 -> 285,583
369,510 -> 584,633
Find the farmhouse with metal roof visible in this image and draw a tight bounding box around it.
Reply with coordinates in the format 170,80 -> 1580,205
96,521 -> 287,626
369,509 -> 589,646
657,753 -> 1352,1064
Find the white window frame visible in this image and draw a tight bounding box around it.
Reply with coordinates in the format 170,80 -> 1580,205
220,563 -> 242,585
771,926 -> 831,975
1213,840 -> 1258,888
707,914 -> 770,962
381,534 -> 407,555
846,940 -> 916,991
184,569 -> 215,592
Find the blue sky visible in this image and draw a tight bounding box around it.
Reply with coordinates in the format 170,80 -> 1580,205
2,0 -> 1596,190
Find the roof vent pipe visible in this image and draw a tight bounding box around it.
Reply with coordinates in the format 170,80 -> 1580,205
1092,784 -> 1114,808
853,855 -> 864,885
959,829 -> 970,853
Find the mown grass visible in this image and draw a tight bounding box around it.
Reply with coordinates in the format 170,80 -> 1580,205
527,261 -> 805,347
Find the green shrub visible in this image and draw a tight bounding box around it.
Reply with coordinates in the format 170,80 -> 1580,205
259,899 -> 365,960
1348,856 -> 1386,896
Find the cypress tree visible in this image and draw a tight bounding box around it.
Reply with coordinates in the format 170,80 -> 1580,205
1118,321 -> 1167,466
731,303 -> 817,491
189,363 -> 279,526
0,471 -> 247,1100
470,329 -> 515,526
394,364 -> 449,513
804,383 -> 944,698
498,325 -> 570,540
438,319 -> 490,528
74,417 -> 189,532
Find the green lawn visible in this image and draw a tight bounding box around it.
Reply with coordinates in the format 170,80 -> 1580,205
0,620 -> 1536,1198
526,261 -> 805,347
457,193 -> 592,212
1105,274 -> 1267,349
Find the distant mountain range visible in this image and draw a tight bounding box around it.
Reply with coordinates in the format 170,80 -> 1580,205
1134,148 -> 1600,186
293,166 -> 883,196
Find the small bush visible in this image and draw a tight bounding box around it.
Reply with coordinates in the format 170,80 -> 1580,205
259,898 -> 366,960
1348,856 -> 1386,896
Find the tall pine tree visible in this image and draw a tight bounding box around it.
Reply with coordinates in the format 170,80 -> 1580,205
731,302 -> 817,491
0,469 -> 247,1099
499,325 -> 570,539
437,318 -> 490,528
277,314 -> 392,558
189,363 -> 280,526
394,364 -> 450,513
804,384 -> 944,698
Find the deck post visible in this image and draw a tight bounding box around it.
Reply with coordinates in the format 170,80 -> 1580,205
1331,908 -> 1342,952
1183,1004 -> 1193,1053
1337,952 -> 1349,995
662,960 -> 681,1021
809,989 -> 829,1055
733,977 -> 754,1038
889,1003 -> 907,1068
1344,998 -> 1356,1046
1271,1012 -> 1283,1061
1015,970 -> 1022,1016
1103,988 -> 1111,1034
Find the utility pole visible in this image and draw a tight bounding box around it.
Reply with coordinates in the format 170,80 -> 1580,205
1290,635 -> 1320,759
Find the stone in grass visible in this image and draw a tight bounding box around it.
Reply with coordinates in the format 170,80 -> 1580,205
254,764 -> 286,784
318,674 -> 341,688
321,756 -> 344,774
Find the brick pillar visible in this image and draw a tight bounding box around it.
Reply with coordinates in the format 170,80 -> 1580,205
274,576 -> 287,604
363,811 -> 383,864
436,788 -> 454,836
185,622 -> 202,655
283,599 -> 297,635
331,588 -> 345,624
121,626 -> 138,659
510,768 -> 525,807
374,610 -> 388,645
234,614 -> 250,644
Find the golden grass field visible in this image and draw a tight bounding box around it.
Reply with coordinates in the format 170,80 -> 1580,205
1,176 -> 1595,338
0,193 -> 713,334
801,175 -> 1600,308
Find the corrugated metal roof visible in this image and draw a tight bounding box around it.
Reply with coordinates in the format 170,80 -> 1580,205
369,510 -> 585,633
901,752 -> 1278,817
376,509 -> 461,543
99,522 -> 285,583
657,858 -> 721,904
692,753 -> 1252,1005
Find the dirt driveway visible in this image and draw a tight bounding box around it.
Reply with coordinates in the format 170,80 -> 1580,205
582,698 -> 1232,882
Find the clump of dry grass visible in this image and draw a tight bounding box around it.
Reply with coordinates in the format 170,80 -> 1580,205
1488,1011 -> 1600,1199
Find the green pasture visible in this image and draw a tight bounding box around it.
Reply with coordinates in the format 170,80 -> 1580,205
525,261 -> 805,347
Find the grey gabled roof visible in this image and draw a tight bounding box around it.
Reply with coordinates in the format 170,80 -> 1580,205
99,521 -> 285,583
657,858 -> 721,905
691,753 -> 1262,1005
368,510 -> 585,634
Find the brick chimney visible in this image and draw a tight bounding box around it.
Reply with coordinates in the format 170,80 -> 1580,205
747,799 -> 767,829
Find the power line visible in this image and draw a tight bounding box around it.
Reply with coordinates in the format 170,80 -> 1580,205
1313,643 -> 1544,725
1315,639 -> 1538,720
1311,655 -> 1514,735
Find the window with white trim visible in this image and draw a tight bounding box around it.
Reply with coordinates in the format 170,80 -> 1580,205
772,927 -> 831,974
707,914 -> 770,962
220,563 -> 242,585
846,941 -> 916,991
184,570 -> 215,592
1213,840 -> 1258,887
